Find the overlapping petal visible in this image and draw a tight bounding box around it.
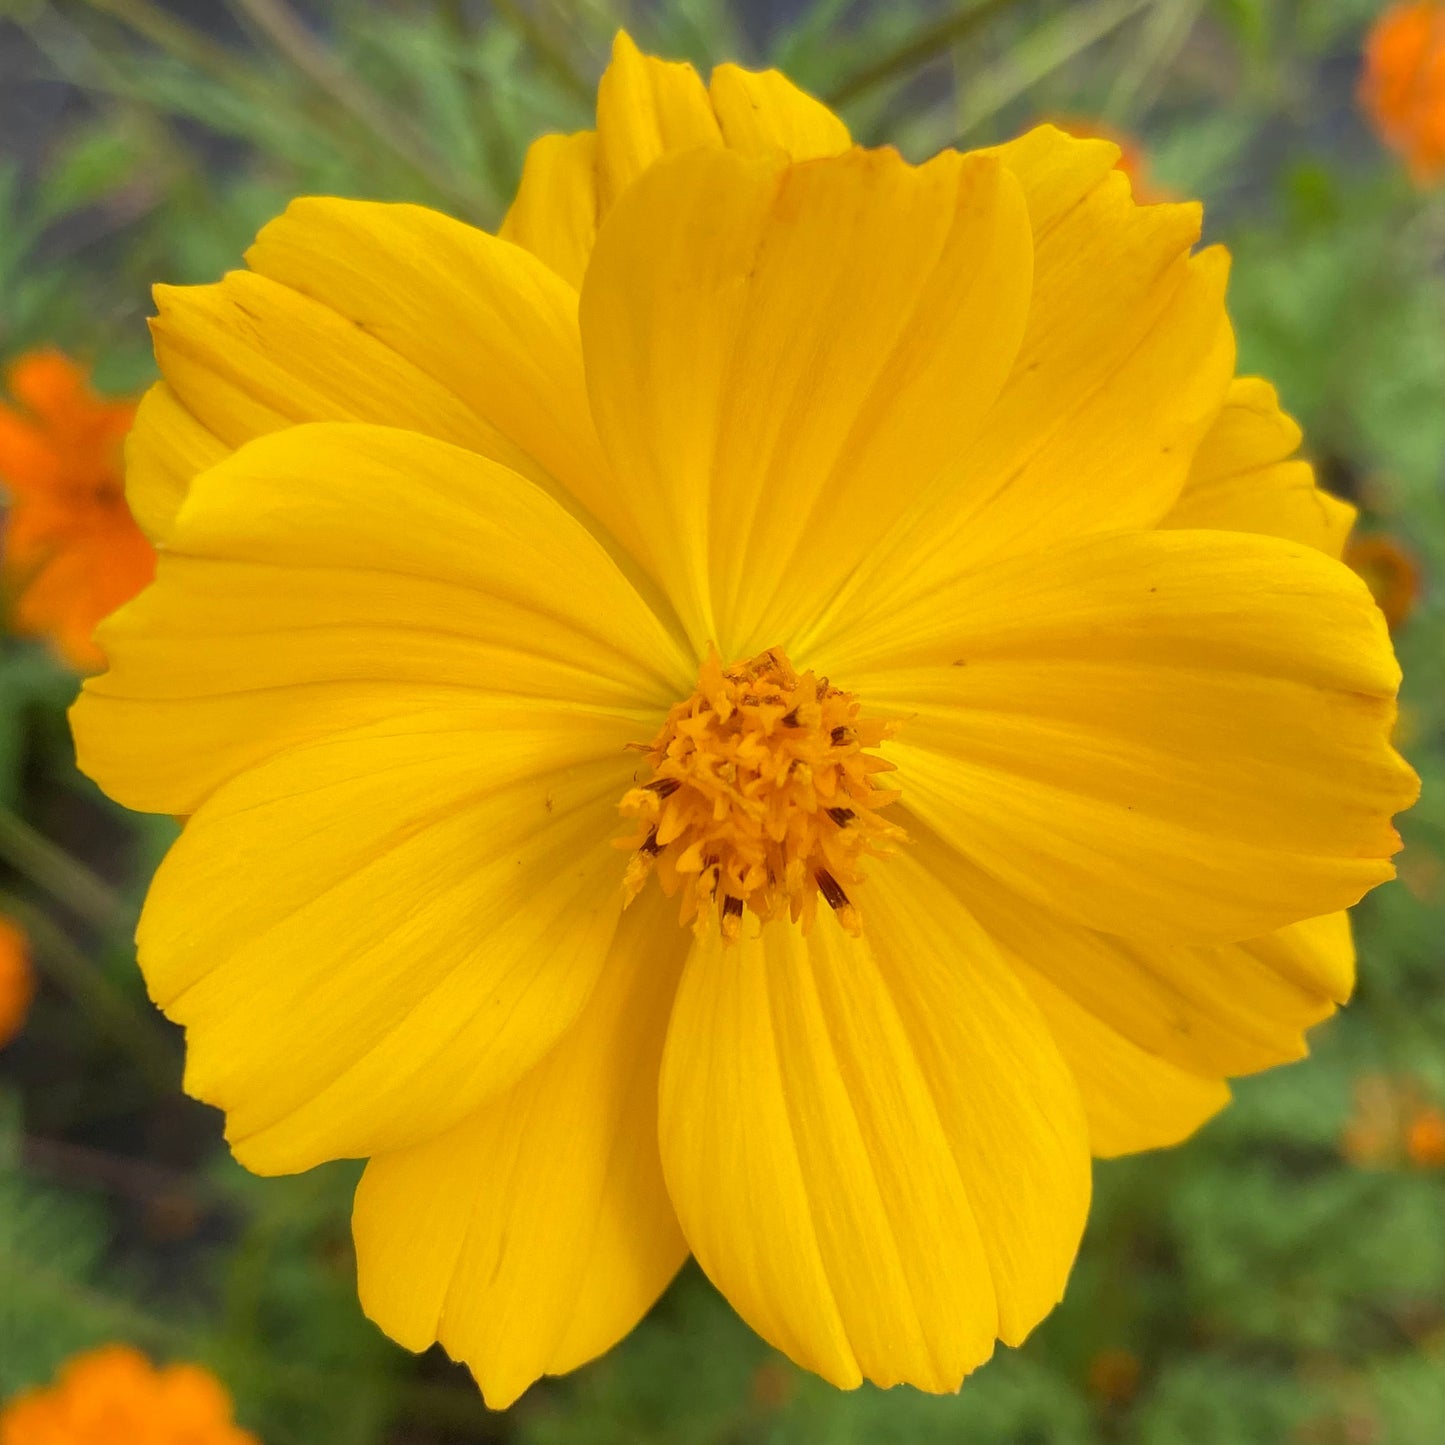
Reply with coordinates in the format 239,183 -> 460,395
502,33 -> 850,291
594,30 -> 722,209
133,198 -> 662,582
75,423 -> 689,814
658,850 -> 1090,1391
580,143 -> 1032,655
138,716 -> 630,1175
1163,376 -> 1355,556
130,34 -> 852,569
913,838 -> 1352,1086
708,60 -> 851,159
825,529 -> 1414,944
125,381 -> 227,543
498,131 -> 600,289
71,422 -> 696,1173
1024,919 -> 1353,1154
936,372 -> 1354,1156
805,127 -> 1234,644
241,203 -> 607,512
354,887 -> 689,1409
810,327 -> 1365,1165
1015,962 -> 1233,1158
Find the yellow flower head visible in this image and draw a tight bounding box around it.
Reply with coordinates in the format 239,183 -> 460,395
71,33 -> 1415,1407
0,1345 -> 258,1445
0,915 -> 34,1049
0,352 -> 153,672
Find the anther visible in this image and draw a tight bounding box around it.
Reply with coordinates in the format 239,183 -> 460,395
615,644 -> 903,941
815,869 -> 848,910
815,868 -> 863,938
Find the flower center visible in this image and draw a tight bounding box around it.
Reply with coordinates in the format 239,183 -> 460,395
617,646 -> 904,941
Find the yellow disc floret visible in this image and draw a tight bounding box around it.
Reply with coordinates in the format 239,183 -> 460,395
618,646 -> 904,940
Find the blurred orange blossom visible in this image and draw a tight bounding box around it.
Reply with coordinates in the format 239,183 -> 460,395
0,351 -> 152,672
0,1345 -> 258,1445
1360,2 -> 1445,183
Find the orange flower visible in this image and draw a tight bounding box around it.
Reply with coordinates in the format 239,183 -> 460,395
1050,117 -> 1168,204
0,1345 -> 258,1445
0,916 -> 33,1048
1345,532 -> 1422,631
1406,1105 -> 1445,1167
1360,2 -> 1445,183
0,351 -> 153,672
1341,1074 -> 1445,1168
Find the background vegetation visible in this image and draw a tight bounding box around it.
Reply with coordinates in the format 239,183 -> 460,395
2,1 -> 1443,1441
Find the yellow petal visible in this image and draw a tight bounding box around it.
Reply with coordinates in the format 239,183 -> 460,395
500,45 -> 847,291
499,131 -> 600,290
137,715 -> 631,1175
818,125 -> 1232,637
893,843 -> 1351,1155
238,197 -> 650,565
658,851 -> 1090,1391
148,269 -> 551,487
354,887 -> 688,1410
1189,375 -> 1303,475
925,848 -> 1337,1126
983,868 -> 1353,1084
707,63 -> 850,158
124,382 -> 227,543
73,423 -> 690,816
1017,962 -> 1232,1158
580,143 -> 1032,655
1163,376 -> 1355,557
832,528 -> 1415,943
594,31 -> 721,211
1251,908 -> 1355,1003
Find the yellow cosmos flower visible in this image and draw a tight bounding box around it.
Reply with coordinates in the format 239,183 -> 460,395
70,33 -> 1415,1407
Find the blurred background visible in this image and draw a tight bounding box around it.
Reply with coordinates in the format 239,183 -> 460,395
1,1 -> 1443,1441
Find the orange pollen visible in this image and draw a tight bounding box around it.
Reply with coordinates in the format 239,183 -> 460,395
616,645 -> 904,942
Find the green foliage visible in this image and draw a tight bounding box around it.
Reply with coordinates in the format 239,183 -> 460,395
0,1097 -> 143,1393
2,2 -> 1444,1443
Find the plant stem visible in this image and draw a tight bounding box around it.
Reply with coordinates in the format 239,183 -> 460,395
78,0 -> 244,78
490,0 -> 597,105
952,0 -> 1160,139
824,0 -> 1024,109
227,0 -> 483,215
1103,0 -> 1206,123
2,894 -> 177,1095
0,808 -> 131,934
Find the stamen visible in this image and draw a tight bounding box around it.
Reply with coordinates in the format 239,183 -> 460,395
616,644 -> 903,941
